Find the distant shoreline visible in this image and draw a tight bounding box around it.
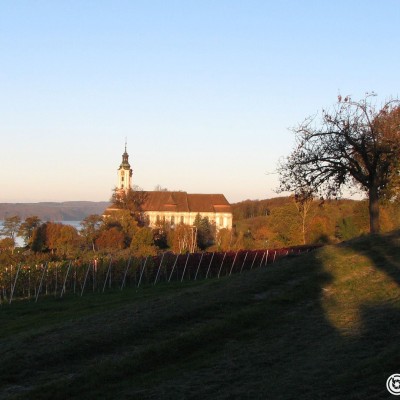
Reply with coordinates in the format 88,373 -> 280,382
0,201 -> 110,221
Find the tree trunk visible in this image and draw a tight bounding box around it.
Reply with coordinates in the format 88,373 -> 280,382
369,184 -> 380,234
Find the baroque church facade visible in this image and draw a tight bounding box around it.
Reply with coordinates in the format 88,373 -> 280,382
111,146 -> 233,230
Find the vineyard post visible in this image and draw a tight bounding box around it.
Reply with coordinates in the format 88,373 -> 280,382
9,263 -> 21,304
109,259 -> 112,289
265,250 -> 269,266
181,253 -> 190,282
121,256 -> 132,290
28,267 -> 31,298
81,262 -> 92,296
154,253 -> 165,285
102,258 -> 113,293
205,252 -> 215,279
229,252 -> 238,276
217,253 -> 227,278
240,252 -> 248,273
273,251 -> 277,263
60,261 -> 72,298
54,263 -> 58,297
137,256 -> 148,288
73,263 -> 77,294
250,252 -> 257,269
194,252 -> 204,280
168,254 -> 179,283
93,260 -> 97,292
9,265 -> 12,297
45,266 -> 49,295
35,262 -> 48,303
259,252 -> 265,268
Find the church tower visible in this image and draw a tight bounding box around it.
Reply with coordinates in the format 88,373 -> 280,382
117,141 -> 133,192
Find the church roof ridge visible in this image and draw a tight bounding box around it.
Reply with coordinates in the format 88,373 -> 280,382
140,191 -> 231,213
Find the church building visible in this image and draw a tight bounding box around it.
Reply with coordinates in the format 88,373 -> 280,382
110,145 -> 233,230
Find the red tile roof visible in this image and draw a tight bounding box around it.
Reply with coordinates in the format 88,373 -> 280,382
142,191 -> 231,213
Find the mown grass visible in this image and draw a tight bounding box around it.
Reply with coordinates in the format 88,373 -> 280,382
1,231 -> 400,399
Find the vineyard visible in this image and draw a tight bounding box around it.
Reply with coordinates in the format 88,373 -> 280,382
0,246 -> 318,304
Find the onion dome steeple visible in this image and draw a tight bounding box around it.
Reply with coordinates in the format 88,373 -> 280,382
120,142 -> 131,169
117,140 -> 133,192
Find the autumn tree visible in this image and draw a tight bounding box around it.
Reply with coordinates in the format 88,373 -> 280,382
130,227 -> 156,256
1,215 -> 21,242
80,214 -> 103,251
215,228 -> 232,251
18,216 -> 41,246
44,222 -> 80,255
95,227 -> 125,252
193,214 -> 215,250
54,224 -> 81,255
103,209 -> 140,248
278,94 -> 400,233
110,186 -> 148,226
374,104 -> 400,202
29,222 -> 80,255
31,223 -> 47,252
170,223 -> 196,253
0,237 -> 15,252
152,217 -> 170,249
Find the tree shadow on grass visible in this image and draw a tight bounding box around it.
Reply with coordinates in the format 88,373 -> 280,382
345,230 -> 400,286
164,232 -> 400,400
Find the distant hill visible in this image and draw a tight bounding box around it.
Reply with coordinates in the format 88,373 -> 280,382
0,201 -> 110,221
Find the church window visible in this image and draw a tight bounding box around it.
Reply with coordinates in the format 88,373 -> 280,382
180,215 -> 185,224
171,216 -> 175,225
156,215 -> 160,223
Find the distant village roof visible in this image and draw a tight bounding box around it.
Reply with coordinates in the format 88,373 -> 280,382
141,191 -> 231,214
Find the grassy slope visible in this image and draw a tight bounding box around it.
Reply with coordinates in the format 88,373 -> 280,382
1,231 -> 400,399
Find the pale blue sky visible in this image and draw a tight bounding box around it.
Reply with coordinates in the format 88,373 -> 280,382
1,1 -> 399,203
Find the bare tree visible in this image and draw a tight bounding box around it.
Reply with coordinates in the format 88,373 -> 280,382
154,184 -> 168,191
278,93 -> 400,234
292,189 -> 316,245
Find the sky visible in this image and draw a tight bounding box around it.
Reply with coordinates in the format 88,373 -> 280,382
1,1 -> 399,204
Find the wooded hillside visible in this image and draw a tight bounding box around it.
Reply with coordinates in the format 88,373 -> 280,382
231,197 -> 400,248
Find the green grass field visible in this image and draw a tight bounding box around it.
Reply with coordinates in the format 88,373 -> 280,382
1,231 -> 400,399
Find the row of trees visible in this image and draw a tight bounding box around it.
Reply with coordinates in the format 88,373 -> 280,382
0,210 -> 222,259
2,196 -> 399,263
